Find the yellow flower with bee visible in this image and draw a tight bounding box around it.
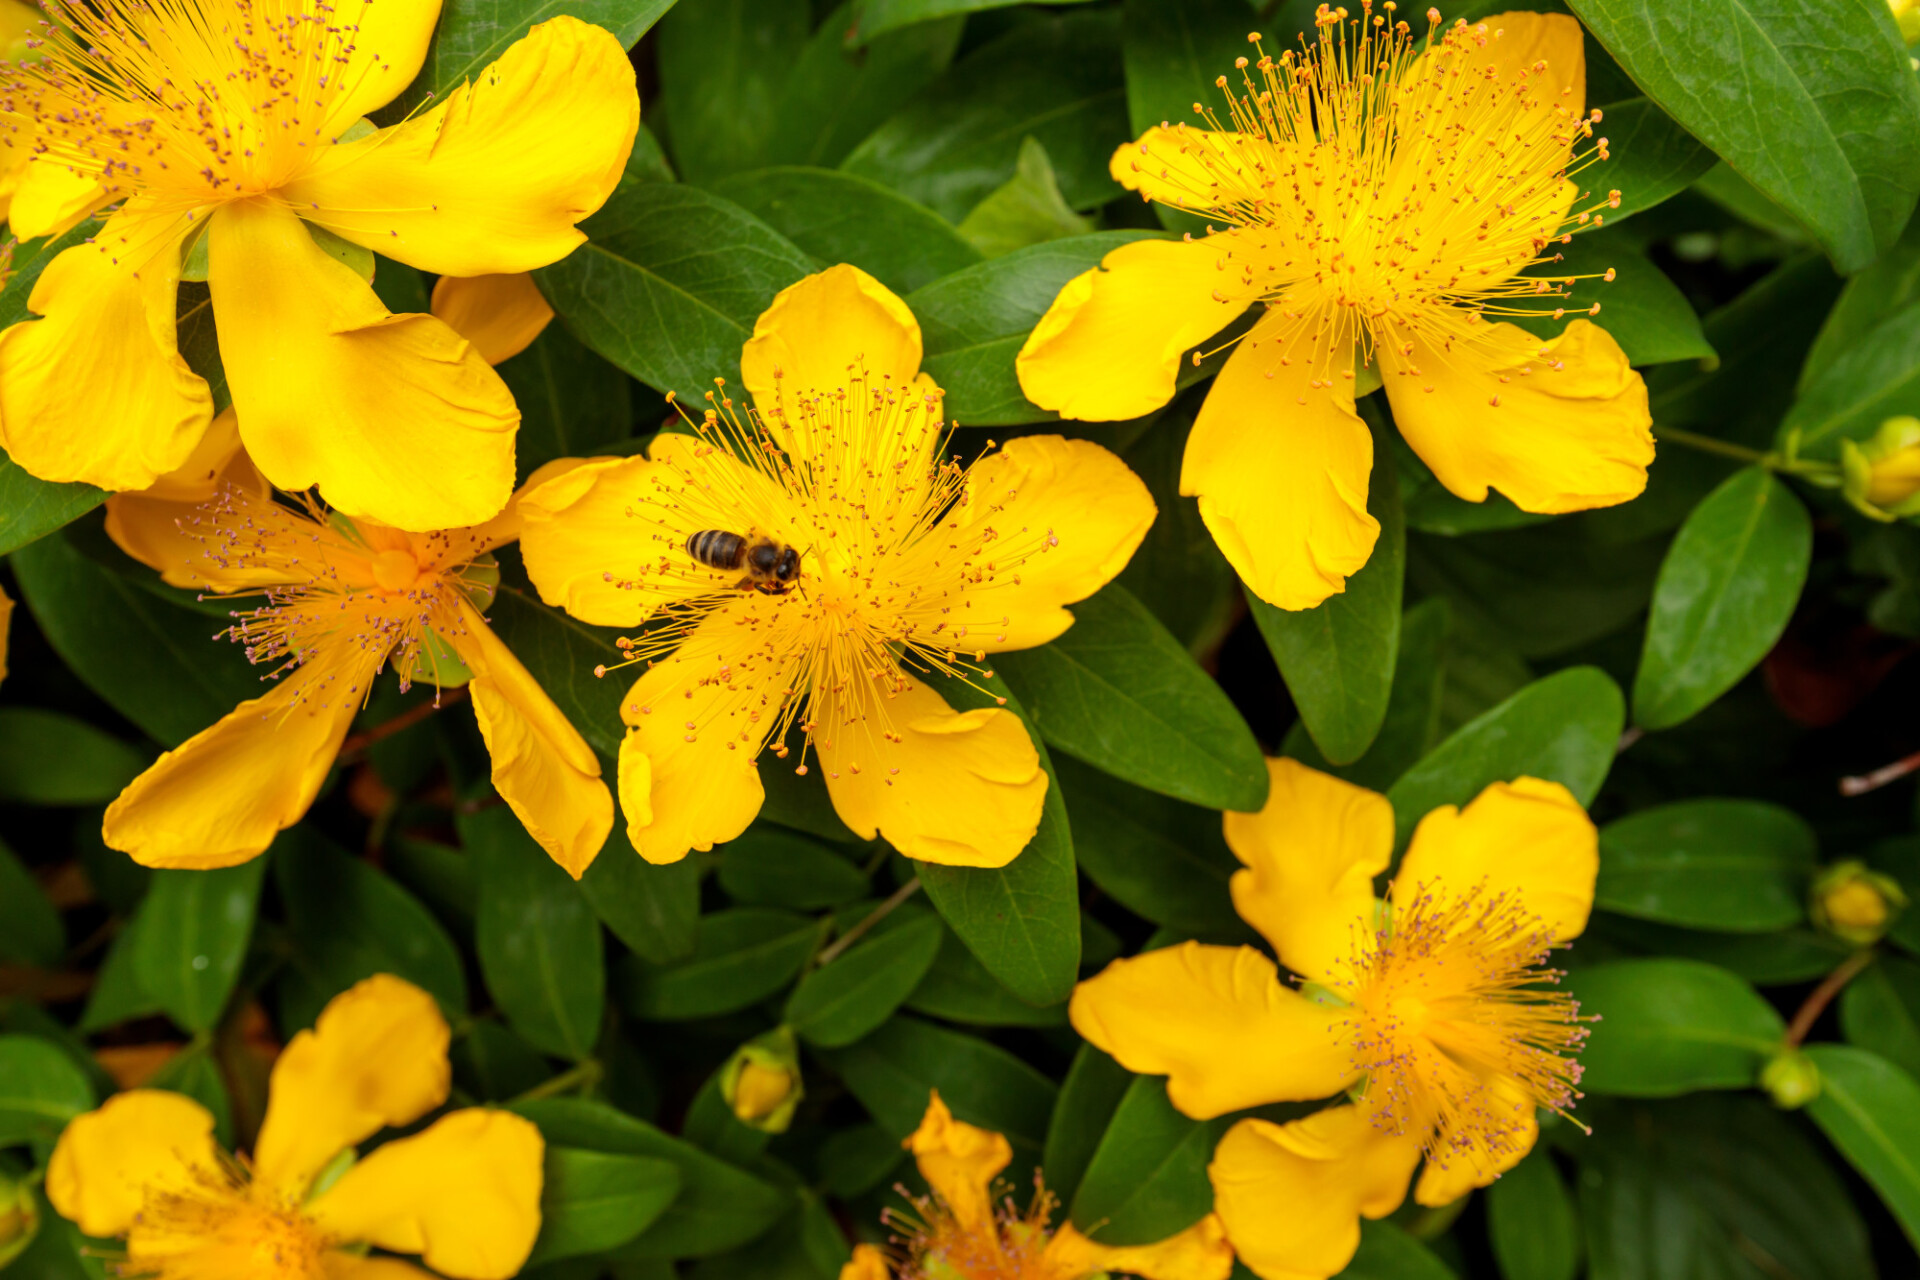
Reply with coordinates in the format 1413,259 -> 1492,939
1016,5 -> 1653,610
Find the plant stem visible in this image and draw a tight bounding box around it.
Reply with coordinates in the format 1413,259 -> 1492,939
1652,424 -> 1769,464
338,687 -> 468,761
1785,950 -> 1877,1047
510,1057 -> 603,1104
815,877 -> 922,968
1840,747 -> 1920,797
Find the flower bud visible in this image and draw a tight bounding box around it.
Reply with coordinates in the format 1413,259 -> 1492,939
0,1171 -> 39,1268
719,1027 -> 803,1133
1760,1048 -> 1822,1110
1841,416 -> 1920,521
1810,860 -> 1908,946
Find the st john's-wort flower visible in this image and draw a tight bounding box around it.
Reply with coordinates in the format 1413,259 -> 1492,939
47,974 -> 544,1280
1016,5 -> 1653,611
0,0 -> 638,531
1070,758 -> 1598,1280
519,264 -> 1156,869
841,1090 -> 1234,1280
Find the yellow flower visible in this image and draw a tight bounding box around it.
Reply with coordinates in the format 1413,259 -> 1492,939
1015,7 -> 1653,610
842,1090 -> 1234,1280
1070,759 -> 1598,1280
430,272 -> 557,367
0,0 -> 40,221
0,0 -> 638,531
46,974 -> 545,1280
518,264 -> 1156,867
1841,415 -> 1920,521
98,434 -> 613,876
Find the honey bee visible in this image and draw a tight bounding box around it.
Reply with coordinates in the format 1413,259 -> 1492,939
685,529 -> 802,594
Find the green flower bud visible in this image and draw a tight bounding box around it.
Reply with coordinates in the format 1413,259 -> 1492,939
1760,1049 -> 1822,1110
1810,860 -> 1908,947
0,1173 -> 39,1268
719,1027 -> 803,1134
1841,416 -> 1920,522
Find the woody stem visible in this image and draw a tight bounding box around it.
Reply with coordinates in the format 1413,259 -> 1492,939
1784,949 -> 1877,1048
338,687 -> 468,761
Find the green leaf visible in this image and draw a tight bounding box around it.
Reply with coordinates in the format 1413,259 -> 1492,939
850,0 -> 1096,44
1115,393 -> 1239,653
0,1036 -> 94,1147
273,829 -> 469,1029
1384,666 -> 1624,849
718,827 -> 869,910
0,709 -> 141,807
526,1149 -> 681,1267
617,908 -> 823,1020
0,838 -> 63,969
10,531 -> 262,748
816,1015 -> 1058,1151
1338,1222 -> 1458,1280
386,0 -> 673,118
905,925 -> 1070,1028
1578,96 -> 1715,228
147,1042 -> 233,1147
133,861 -> 266,1034
841,10 -> 1128,222
760,4 -> 964,170
1512,235 -> 1715,367
1069,1077 -> 1223,1247
1801,209 -> 1920,392
659,0 -> 812,182
1841,955 -> 1920,1078
710,167 -> 983,296
1486,1149 -> 1579,1280
1574,959 -> 1783,1096
786,914 -> 943,1047
514,1097 -> 790,1258
1120,0 -> 1255,225
455,1021 -> 554,1102
956,137 -> 1097,257
1054,755 -> 1242,934
996,584 -> 1266,810
580,839 -> 702,966
1564,0 -> 1920,273
535,184 -> 814,402
80,905 -> 165,1032
1582,914 -> 1851,986
1042,1044 -> 1133,1210
466,806 -> 605,1060
906,230 -> 1158,425
1253,429 -> 1403,767
1632,467 -> 1812,731
501,322 -> 637,483
1595,799 -> 1815,932
1803,1045 -> 1920,1252
1282,596 -> 1447,795
1781,295 -> 1920,459
487,587 -> 627,755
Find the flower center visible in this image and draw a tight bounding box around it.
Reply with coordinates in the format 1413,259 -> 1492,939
887,1175 -> 1079,1280
125,1164 -> 330,1280
371,548 -> 422,593
1338,877 -> 1587,1170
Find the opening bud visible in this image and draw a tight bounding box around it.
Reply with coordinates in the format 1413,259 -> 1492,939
0,1169 -> 39,1267
1760,1048 -> 1822,1110
1810,860 -> 1908,947
720,1027 -> 803,1133
1840,415 -> 1920,523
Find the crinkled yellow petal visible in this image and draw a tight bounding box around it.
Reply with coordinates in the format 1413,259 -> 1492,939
306,1109 -> 544,1280
1225,758 -> 1392,987
253,974 -> 452,1200
462,456 -> 598,555
101,642 -> 373,869
6,158 -> 108,240
445,594 -> 613,879
816,673 -> 1046,869
1070,942 -> 1356,1120
1383,319 -> 1651,515
616,595 -> 798,863
284,17 -> 638,276
207,198 -> 517,532
46,1090 -> 222,1238
893,435 -> 1156,652
840,1243 -> 891,1280
0,206 -> 212,491
1395,776 -> 1598,944
1416,10 -> 1586,124
320,0 -> 444,132
908,1089 -> 1010,1232
430,273 -> 555,366
1181,308 -> 1379,611
1412,1076 -> 1539,1207
1209,1107 -> 1423,1280
102,410 -> 280,592
1047,1213 -> 1236,1280
1016,236 -> 1244,422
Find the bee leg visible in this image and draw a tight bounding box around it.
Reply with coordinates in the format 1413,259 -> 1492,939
735,575 -> 758,593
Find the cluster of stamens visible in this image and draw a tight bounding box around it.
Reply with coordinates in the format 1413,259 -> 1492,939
882,1173 -> 1070,1280
118,1154 -> 329,1279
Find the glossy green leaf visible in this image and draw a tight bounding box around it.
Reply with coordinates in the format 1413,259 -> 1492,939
1581,914 -> 1851,987
487,587 -> 627,755
1841,955 -> 1920,1079
786,914 -> 943,1047
1574,959 -> 1783,1096
1633,467 -> 1811,731
133,860 -> 266,1033
1339,1222 -> 1458,1280
1120,0 -> 1252,175
526,1149 -> 681,1267
1054,755 -> 1241,934
0,1036 -> 94,1147
718,827 -> 869,910
1578,96 -> 1716,228
850,0 -> 1096,44
761,4 -> 964,170
466,806 -> 606,1060
0,839 -> 63,969
1595,799 -> 1816,932
659,0 -> 811,182
618,909 -> 823,1020
1069,1077 -> 1223,1246
1565,0 -> 1920,273
819,1122 -> 908,1198
710,167 -> 983,295
580,838 -> 702,966
956,137 -> 1097,257
816,1015 -> 1058,1151
1803,1045 -> 1920,1252
905,925 -> 1070,1028
1282,597 -> 1447,795
1486,1149 -> 1579,1280
455,1021 -> 553,1103
1801,211 -> 1920,392
1115,395 -> 1239,653
501,322 -> 637,482
535,184 -> 813,402
387,0 -> 674,118
1781,294 -> 1920,458
1385,666 -> 1624,849
1042,1045 -> 1133,1210
997,584 -> 1266,809
1512,236 -> 1714,367
1253,433 -> 1403,767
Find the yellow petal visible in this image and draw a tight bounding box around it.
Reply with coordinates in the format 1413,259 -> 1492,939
1069,942 -> 1356,1120
1210,1107 -> 1423,1280
841,1243 -> 891,1280
7,159 -> 108,240
1417,10 -> 1586,123
0,206 -> 212,491
1395,776 -> 1598,943
208,198 -> 518,532
1180,308 -> 1379,611
445,594 -> 613,879
615,595 -> 798,863
102,410 -> 280,591
430,273 -> 555,366
1412,1076 -> 1539,1207
319,0 -> 445,132
46,1091 -> 223,1239
1225,758 -> 1393,987
1047,1214 -> 1236,1280
462,456 -> 600,555
816,673 -> 1046,869
1382,319 -> 1651,515
307,1109 -> 543,1280
101,643 -> 372,869
1016,236 -> 1243,421
1109,126 -> 1272,212
908,1089 -> 1010,1232
325,1258 -> 438,1280
893,435 -> 1156,652
284,17 -> 638,276
253,975 -> 452,1201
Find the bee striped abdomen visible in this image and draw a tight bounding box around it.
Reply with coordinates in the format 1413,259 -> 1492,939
686,530 -> 749,571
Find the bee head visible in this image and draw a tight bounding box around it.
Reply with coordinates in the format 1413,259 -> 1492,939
775,546 -> 800,582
